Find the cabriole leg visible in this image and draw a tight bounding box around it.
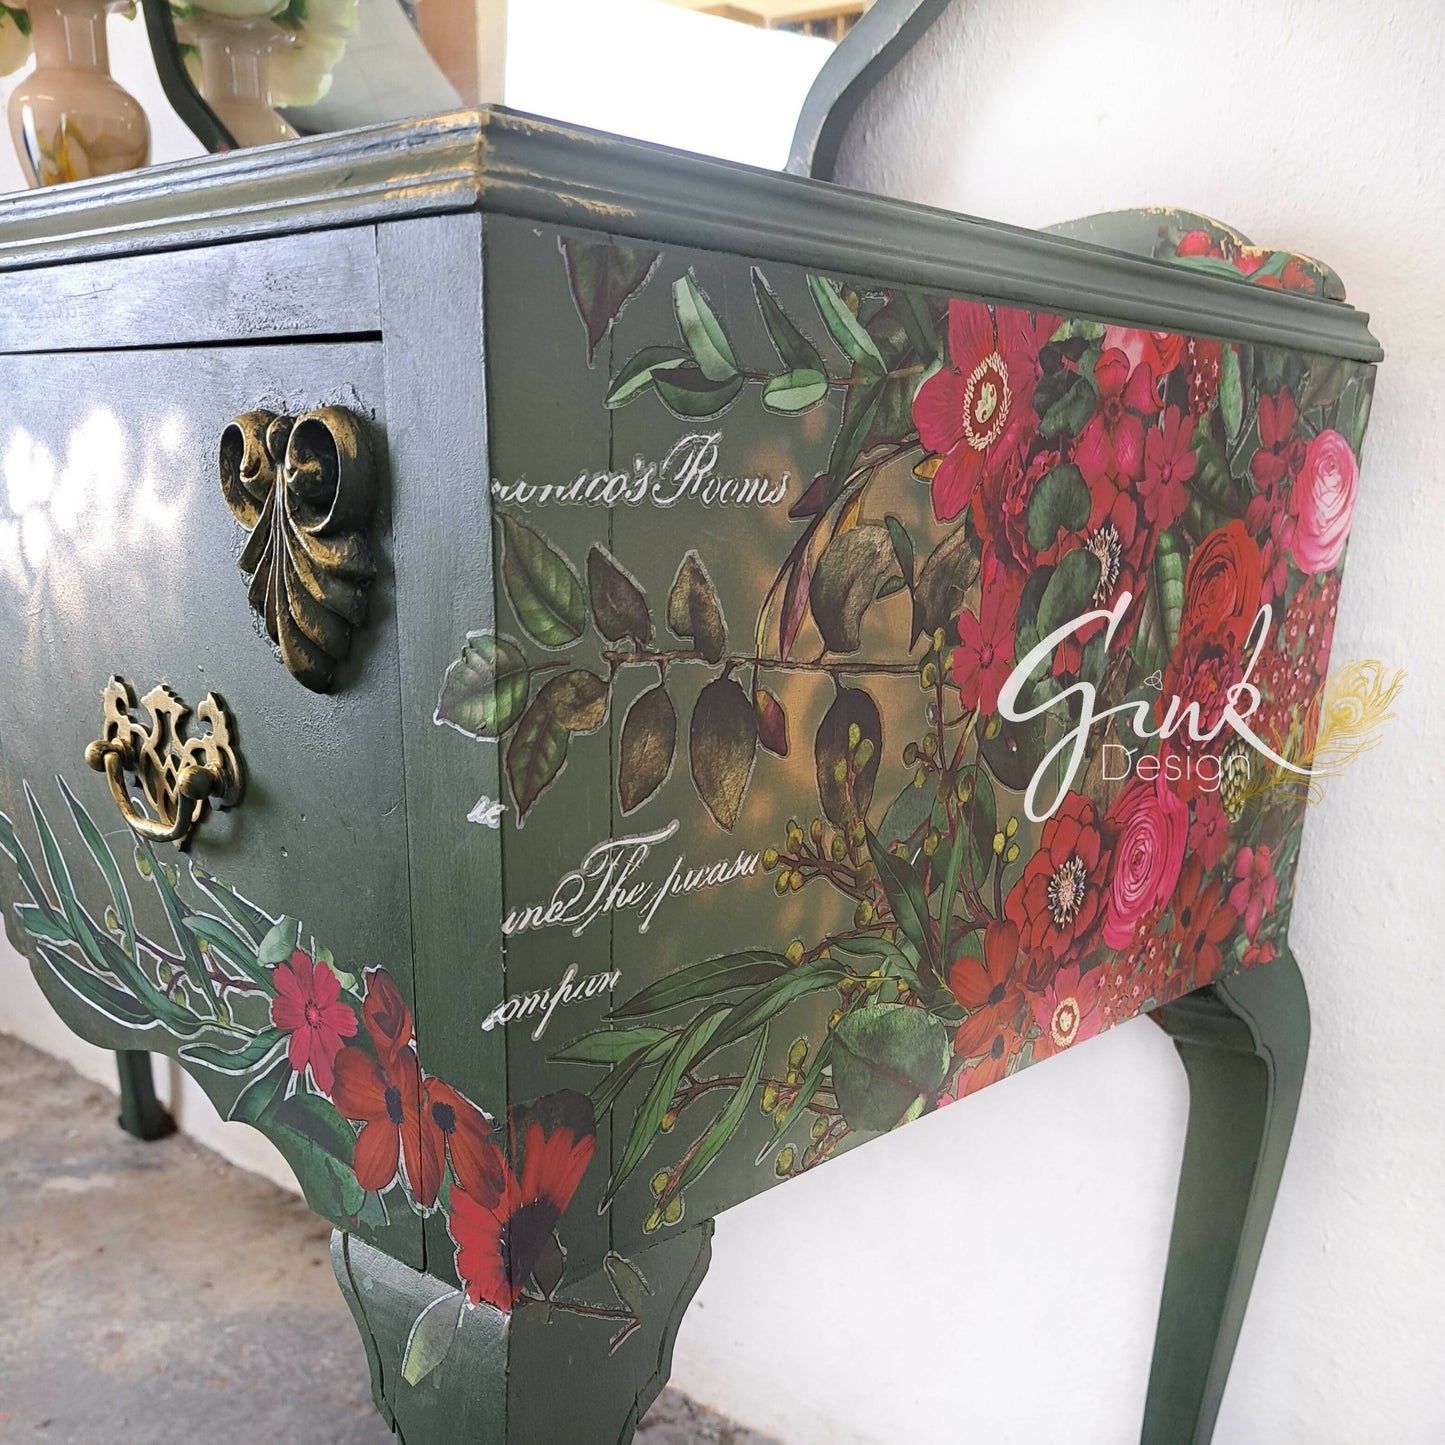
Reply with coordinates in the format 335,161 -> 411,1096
115,1049 -> 175,1141
1143,950 -> 1310,1444
332,1222 -> 713,1445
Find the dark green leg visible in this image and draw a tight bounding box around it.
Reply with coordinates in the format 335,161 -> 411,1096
1143,950 -> 1310,1445
115,1049 -> 176,1141
332,1222 -> 713,1445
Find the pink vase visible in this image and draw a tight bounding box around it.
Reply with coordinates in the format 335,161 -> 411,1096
7,0 -> 150,186
177,12 -> 298,150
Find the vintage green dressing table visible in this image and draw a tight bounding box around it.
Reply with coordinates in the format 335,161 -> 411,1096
0,41 -> 1380,1445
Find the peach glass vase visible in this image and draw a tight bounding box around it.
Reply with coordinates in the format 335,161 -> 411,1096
7,0 -> 150,186
177,12 -> 298,149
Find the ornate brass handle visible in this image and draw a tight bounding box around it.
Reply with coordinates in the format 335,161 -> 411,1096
83,677 -> 244,847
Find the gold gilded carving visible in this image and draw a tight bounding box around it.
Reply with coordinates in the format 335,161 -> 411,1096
219,407 -> 377,692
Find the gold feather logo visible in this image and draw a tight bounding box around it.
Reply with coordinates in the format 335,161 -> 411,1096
1239,659 -> 1405,811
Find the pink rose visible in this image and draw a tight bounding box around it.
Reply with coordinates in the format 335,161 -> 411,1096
1290,429 -> 1359,574
1102,777 -> 1189,950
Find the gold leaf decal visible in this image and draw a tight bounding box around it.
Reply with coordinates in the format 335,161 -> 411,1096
689,677 -> 757,831
219,408 -> 378,693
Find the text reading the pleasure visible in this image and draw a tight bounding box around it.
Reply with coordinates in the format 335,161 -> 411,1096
489,433 -> 788,510
502,821 -> 760,938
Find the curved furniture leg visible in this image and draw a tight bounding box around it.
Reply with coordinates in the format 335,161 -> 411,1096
115,1049 -> 176,1141
1143,950 -> 1310,1445
332,1222 -> 713,1445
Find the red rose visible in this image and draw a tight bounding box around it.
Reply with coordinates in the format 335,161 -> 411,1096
1179,520 -> 1264,646
1290,428 -> 1360,574
1101,778 -> 1189,950
1005,792 -> 1111,966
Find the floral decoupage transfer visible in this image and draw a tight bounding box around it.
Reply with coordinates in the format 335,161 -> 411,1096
438,221 -> 1392,1252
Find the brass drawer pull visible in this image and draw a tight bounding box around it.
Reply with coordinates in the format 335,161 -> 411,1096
83,677 -> 244,846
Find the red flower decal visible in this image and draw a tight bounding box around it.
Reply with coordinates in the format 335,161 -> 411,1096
1102,777 -> 1189,951
425,1079 -> 508,1208
1074,347 -> 1159,487
331,1041 -> 426,1198
1141,406 -> 1197,533
1005,792 -> 1111,966
914,300 -> 1041,521
361,966 -> 413,1067
449,1119 -> 597,1314
1228,845 -> 1278,941
951,575 -> 1022,714
270,950 -> 357,1095
1030,962 -> 1103,1059
950,919 -> 1026,1060
1168,856 -> 1238,990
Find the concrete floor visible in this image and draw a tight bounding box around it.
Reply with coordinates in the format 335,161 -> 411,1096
0,1032 -> 778,1445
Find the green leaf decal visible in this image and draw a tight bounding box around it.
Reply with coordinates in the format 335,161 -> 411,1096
619,683 -> 677,814
653,367 -> 745,418
561,236 -> 659,362
1025,463 -> 1091,552
810,524 -> 897,654
808,275 -> 886,374
183,914 -> 271,989
673,274 -> 739,382
1153,527 -> 1186,650
179,1030 -> 287,1076
1040,377 -> 1096,439
552,1026 -> 672,1065
1221,344 -> 1244,440
401,1291 -> 465,1387
831,1005 -> 950,1132
822,376 -> 884,507
435,632 -> 530,738
911,523 -> 980,643
689,677 -> 758,831
257,917 -> 301,970
608,1006 -> 730,1201
763,369 -> 829,414
1037,547 -> 1104,639
884,514 -> 914,591
506,672 -> 607,821
667,551 -> 727,663
867,829 -> 936,974
669,1027 -> 769,1200
752,267 -> 825,374
612,950 -> 789,1018
606,346 -> 690,408
587,545 -> 652,643
499,514 -> 587,648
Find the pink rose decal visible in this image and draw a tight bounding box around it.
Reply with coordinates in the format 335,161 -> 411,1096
1102,776 -> 1189,950
1290,428 -> 1359,574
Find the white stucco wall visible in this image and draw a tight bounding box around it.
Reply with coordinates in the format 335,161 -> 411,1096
669,3 -> 1445,1442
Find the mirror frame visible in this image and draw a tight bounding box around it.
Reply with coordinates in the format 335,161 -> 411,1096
140,0 -> 951,178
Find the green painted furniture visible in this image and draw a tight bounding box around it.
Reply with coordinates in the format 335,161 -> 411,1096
0,109 -> 1380,1443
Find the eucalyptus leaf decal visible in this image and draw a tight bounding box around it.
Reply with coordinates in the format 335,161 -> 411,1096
667,551 -> 727,663
435,632 -> 530,738
811,523 -> 897,654
654,367 -> 745,419
606,346 -> 690,409
752,267 -> 824,375
831,1006 -> 950,1133
763,370 -> 828,414
400,1290 -> 464,1387
1037,547 -> 1103,637
911,523 -> 981,643
815,687 -> 881,827
689,677 -> 757,831
588,545 -> 652,643
499,514 -> 587,648
561,236 -> 660,363
619,683 -> 677,814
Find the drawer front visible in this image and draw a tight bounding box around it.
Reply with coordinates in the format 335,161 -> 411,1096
0,341 -> 422,1265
